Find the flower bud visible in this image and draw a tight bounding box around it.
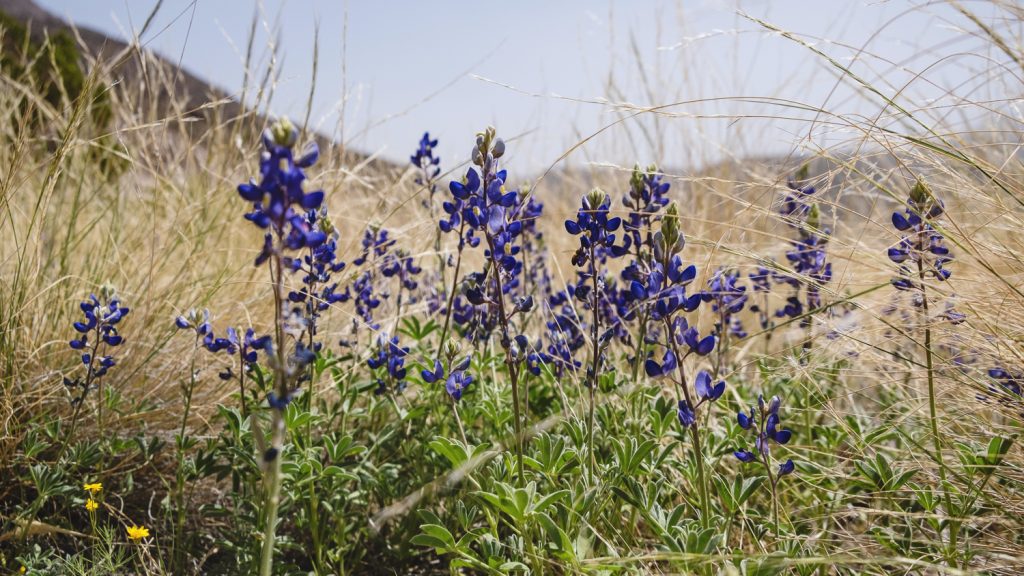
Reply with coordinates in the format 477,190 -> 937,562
661,202 -> 683,254
270,118 -> 298,147
99,283 -> 117,302
444,338 -> 461,361
909,179 -> 930,206
585,188 -> 609,211
629,163 -> 644,198
806,203 -> 820,231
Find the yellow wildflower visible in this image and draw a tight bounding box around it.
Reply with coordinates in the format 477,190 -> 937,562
126,525 -> 150,541
83,482 -> 102,494
20,567 -> 26,574
85,498 -> 99,512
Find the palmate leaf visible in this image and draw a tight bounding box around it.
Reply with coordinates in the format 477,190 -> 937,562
400,315 -> 439,342
409,523 -> 456,552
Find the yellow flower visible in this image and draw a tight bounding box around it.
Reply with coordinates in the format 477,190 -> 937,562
85,498 -> 99,512
126,525 -> 150,541
83,482 -> 102,494
20,567 -> 26,574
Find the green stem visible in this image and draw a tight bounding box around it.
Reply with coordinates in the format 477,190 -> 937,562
588,242 -> 600,485
173,335 -> 200,571
260,241 -> 289,576
916,254 -> 957,565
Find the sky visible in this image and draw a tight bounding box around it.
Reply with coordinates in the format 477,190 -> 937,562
37,0 -> 1014,173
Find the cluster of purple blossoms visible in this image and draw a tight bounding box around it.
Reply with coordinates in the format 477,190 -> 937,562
734,394 -> 796,478
174,309 -> 271,383
629,203 -> 722,428
367,334 -> 410,396
620,163 -> 671,255
702,268 -> 749,339
235,119 -> 328,411
540,289 -> 586,378
773,177 -> 832,319
286,208 -> 346,349
65,289 -> 130,405
237,119 -> 327,267
411,132 -> 441,203
442,128 -> 535,347
748,266 -> 775,331
508,189 -> 547,300
342,225 -> 397,331
381,249 -> 423,295
422,340 -> 474,402
638,203 -> 711,378
564,188 -> 626,384
888,182 -> 953,292
175,309 -> 233,353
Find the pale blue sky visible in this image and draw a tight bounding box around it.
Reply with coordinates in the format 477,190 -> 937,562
39,0 -> 1012,172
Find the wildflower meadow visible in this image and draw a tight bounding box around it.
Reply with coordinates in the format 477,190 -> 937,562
2,1 -> 1024,575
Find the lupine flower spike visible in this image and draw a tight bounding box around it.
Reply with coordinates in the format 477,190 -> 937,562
565,187 -> 625,482
62,285 -> 129,451
236,118 -> 327,576
734,394 -> 795,536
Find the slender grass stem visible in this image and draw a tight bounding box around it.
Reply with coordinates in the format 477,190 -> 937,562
436,220 -> 467,358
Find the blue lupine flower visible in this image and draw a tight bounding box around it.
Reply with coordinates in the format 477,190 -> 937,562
645,349 -> 677,378
701,268 -> 749,338
887,182 -> 953,288
887,182 -> 964,324
446,370 -> 473,401
287,208 -> 346,346
411,132 -> 441,199
65,288 -> 129,405
217,327 -> 271,382
734,450 -> 757,463
778,459 -> 795,476
175,309 -> 234,353
541,291 -> 586,378
620,163 -> 671,253
368,334 -> 410,395
381,249 -> 423,292
677,400 -> 697,428
564,188 -> 625,265
679,319 -> 716,356
768,173 -> 839,350
733,394 -> 795,477
565,188 -> 627,386
340,224 -> 397,332
237,119 -> 327,265
694,370 -> 726,402
422,355 -> 474,402
445,128 -> 536,371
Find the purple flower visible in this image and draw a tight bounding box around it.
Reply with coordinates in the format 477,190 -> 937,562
677,399 -> 697,428
694,370 -> 725,402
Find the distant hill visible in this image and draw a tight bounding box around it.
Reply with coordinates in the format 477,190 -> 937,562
0,0 -> 394,171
